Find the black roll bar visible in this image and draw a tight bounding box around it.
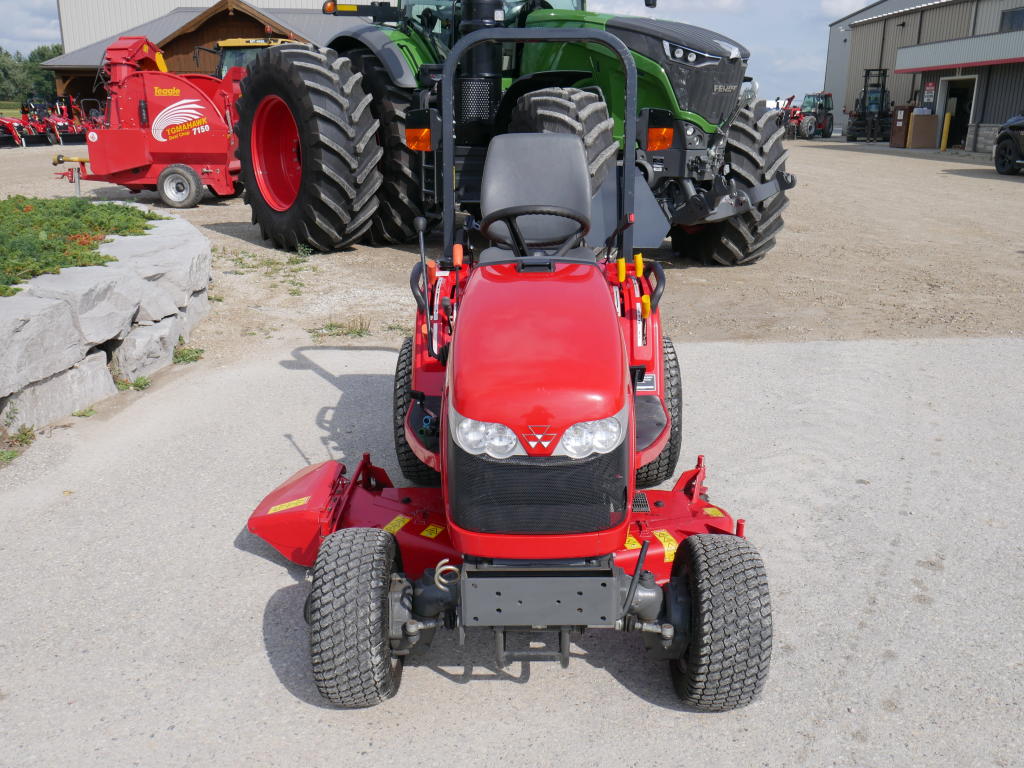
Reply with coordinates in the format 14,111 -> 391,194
441,28 -> 638,258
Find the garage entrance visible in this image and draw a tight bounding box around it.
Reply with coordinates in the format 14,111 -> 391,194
938,77 -> 976,149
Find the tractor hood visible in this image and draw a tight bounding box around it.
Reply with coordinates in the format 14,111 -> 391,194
449,261 -> 628,456
605,16 -> 750,126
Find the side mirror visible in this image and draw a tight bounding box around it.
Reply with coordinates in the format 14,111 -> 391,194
645,0 -> 657,7
739,78 -> 759,109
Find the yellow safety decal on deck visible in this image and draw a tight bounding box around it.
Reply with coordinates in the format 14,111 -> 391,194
624,534 -> 642,550
420,524 -> 445,539
652,529 -> 678,562
704,506 -> 725,518
267,496 -> 310,515
383,515 -> 412,534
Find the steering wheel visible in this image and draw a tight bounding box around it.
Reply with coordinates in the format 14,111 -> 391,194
480,204 -> 590,259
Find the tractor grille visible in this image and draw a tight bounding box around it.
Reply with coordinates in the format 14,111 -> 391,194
457,77 -> 501,124
448,438 -> 628,534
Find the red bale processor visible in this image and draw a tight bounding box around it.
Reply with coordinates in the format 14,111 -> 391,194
53,37 -> 242,207
248,29 -> 773,710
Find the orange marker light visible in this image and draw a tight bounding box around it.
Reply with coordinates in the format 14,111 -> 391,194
640,295 -> 651,319
405,127 -> 432,152
322,1 -> 337,13
452,243 -> 464,268
646,126 -> 674,151
616,257 -> 626,284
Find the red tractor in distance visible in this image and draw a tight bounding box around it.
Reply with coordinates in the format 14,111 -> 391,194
781,92 -> 834,139
247,27 -> 773,711
53,36 -> 243,207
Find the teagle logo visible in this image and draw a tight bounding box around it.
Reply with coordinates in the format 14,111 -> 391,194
154,86 -> 181,97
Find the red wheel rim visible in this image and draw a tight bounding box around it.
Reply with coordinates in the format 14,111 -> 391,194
251,95 -> 302,211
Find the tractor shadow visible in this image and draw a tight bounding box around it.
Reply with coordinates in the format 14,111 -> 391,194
940,167 -> 1023,182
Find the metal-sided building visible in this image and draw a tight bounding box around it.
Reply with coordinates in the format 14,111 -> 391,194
825,0 -> 1024,150
44,0 -> 358,98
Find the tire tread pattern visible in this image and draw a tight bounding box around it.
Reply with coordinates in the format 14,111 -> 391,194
671,534 -> 772,711
635,336 -> 682,487
310,528 -> 402,707
393,337 -> 441,485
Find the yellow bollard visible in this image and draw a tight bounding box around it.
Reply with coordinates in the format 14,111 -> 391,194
940,112 -> 952,151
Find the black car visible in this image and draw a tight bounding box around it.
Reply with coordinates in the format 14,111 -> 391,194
993,114 -> 1024,175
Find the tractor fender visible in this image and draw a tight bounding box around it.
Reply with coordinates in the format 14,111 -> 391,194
493,70 -> 592,132
327,26 -> 417,89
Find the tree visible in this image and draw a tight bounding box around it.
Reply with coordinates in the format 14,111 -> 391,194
0,43 -> 63,102
26,44 -> 63,98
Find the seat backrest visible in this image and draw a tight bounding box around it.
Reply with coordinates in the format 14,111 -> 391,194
480,133 -> 591,247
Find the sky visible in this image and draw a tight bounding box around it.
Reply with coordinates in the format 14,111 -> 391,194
0,0 -> 868,100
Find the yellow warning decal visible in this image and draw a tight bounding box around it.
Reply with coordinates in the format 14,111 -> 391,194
652,529 -> 678,562
383,515 -> 412,534
267,496 -> 311,515
704,506 -> 725,518
421,524 -> 445,539
624,534 -> 642,550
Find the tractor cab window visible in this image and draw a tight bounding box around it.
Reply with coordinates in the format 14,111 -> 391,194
801,95 -> 818,112
504,0 -> 583,24
218,48 -> 263,78
407,0 -> 459,52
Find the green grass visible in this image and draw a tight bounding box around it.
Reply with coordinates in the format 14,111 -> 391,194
0,449 -> 19,465
308,317 -> 371,343
72,408 -> 95,418
115,376 -> 151,391
173,339 -> 204,364
0,197 -> 163,297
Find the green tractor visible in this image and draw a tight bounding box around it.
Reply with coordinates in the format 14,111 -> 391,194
235,0 -> 794,265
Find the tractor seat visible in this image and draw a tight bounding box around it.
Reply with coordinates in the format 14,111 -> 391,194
479,133 -> 592,255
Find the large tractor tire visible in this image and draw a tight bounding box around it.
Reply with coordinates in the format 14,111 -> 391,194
394,337 -> 441,486
309,528 -> 403,707
822,114 -> 835,139
235,44 -> 382,251
994,137 -> 1022,176
348,48 -> 424,245
676,105 -> 790,266
635,336 -> 682,488
508,87 -> 618,194
670,534 -> 772,711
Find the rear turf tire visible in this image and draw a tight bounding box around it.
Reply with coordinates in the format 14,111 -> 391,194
670,534 -> 772,711
678,106 -> 789,266
509,86 -> 618,194
158,164 -> 203,209
310,528 -> 403,707
235,44 -> 382,251
394,337 -> 441,486
635,336 -> 682,488
348,48 -> 424,245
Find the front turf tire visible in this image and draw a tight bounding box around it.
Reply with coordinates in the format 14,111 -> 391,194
670,534 -> 772,711
310,528 -> 403,708
635,336 -> 682,488
235,44 -> 383,251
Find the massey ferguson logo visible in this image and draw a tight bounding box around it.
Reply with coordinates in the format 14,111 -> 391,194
151,99 -> 209,142
522,425 -> 558,450
713,84 -> 738,94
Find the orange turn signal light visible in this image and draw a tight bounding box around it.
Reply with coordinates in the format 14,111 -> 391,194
646,126 -> 674,151
406,127 -> 432,152
322,1 -> 337,13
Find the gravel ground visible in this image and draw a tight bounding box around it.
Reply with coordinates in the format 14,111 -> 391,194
1,139 -> 1023,767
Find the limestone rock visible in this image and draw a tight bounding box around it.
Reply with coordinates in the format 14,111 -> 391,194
0,294 -> 87,399
177,291 -> 210,343
25,265 -> 142,345
111,316 -> 180,381
4,352 -> 117,429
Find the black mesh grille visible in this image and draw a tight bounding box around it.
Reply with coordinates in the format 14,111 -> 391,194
448,438 -> 628,534
457,77 -> 501,124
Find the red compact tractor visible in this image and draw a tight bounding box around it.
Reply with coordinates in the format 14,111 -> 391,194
782,92 -> 834,139
53,37 -> 242,207
248,29 -> 773,711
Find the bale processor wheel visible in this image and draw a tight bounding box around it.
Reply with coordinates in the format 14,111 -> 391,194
235,44 -> 383,251
671,534 -> 773,711
674,105 -> 790,266
309,528 -> 403,708
508,86 -> 618,194
158,164 -> 203,209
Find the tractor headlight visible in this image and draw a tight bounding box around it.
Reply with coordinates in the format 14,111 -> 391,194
450,407 -> 521,459
553,402 -> 629,459
662,41 -> 720,68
